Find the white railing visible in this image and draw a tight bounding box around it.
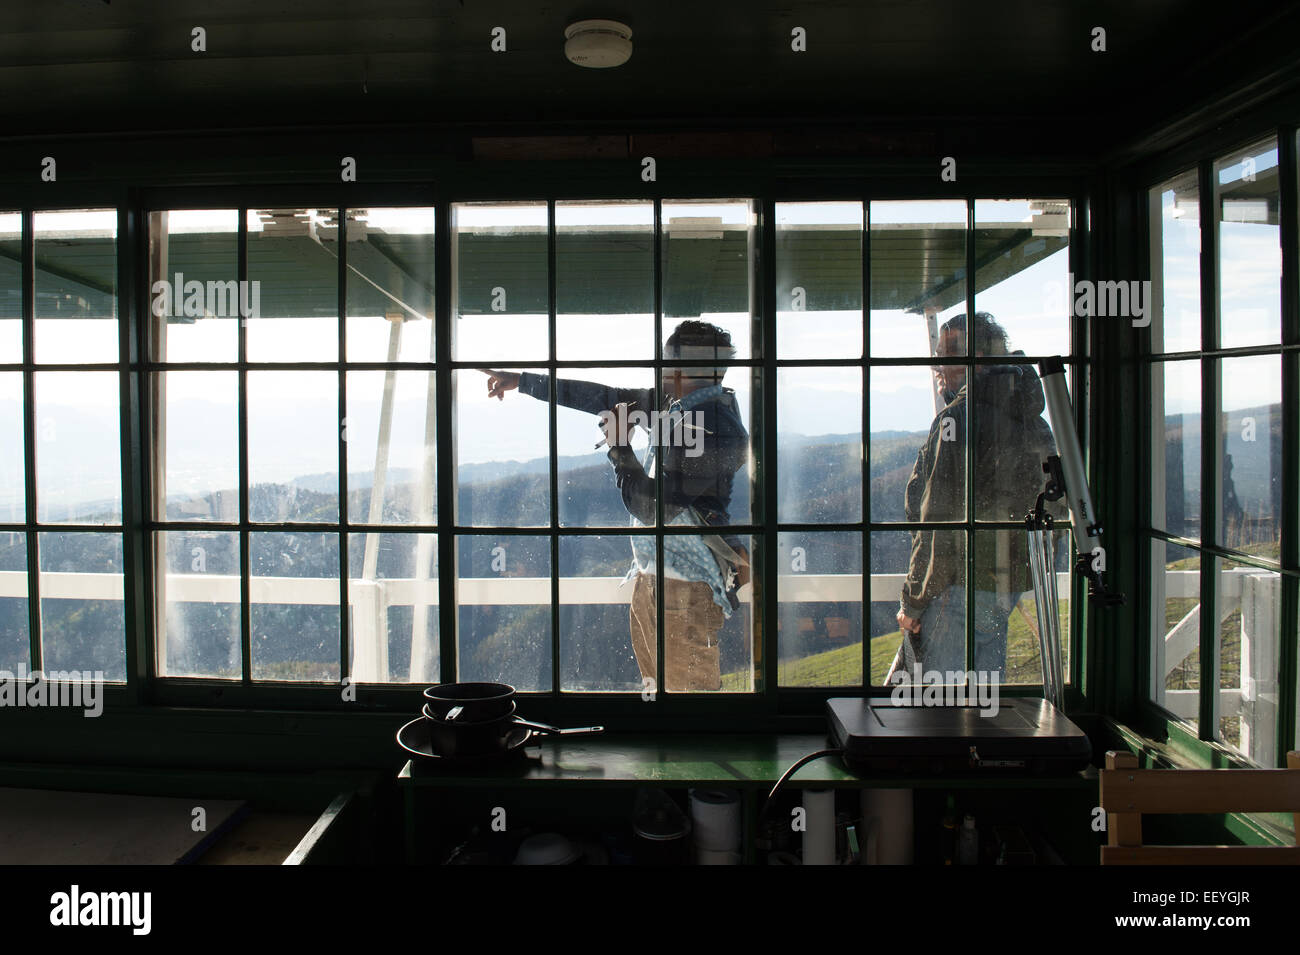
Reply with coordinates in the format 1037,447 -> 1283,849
6,565 -> 1280,761
1156,567 -> 1283,767
1,567 -> 1072,676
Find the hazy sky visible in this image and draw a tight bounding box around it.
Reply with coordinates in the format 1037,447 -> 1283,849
1,184 -> 1287,515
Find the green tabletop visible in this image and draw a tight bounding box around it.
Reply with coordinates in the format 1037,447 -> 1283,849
396,733 -> 1097,789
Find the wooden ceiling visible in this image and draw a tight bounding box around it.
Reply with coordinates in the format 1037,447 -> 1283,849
0,0 -> 1297,155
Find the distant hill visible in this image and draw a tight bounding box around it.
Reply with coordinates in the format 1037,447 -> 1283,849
4,403 -> 1277,689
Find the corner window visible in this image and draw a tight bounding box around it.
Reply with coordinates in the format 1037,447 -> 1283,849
1146,135 -> 1293,764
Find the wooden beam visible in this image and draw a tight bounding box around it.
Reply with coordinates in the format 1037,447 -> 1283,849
1101,765 -> 1300,814
1104,751 -> 1143,855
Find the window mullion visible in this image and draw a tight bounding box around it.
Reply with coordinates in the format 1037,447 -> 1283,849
653,197 -> 664,701
337,205 -> 350,686
21,209 -> 39,675
860,198 -> 871,689
237,207 -> 252,686
965,196 -> 976,677
1277,127 -> 1300,755
1198,160 -> 1221,741
547,199 -> 559,694
435,196 -> 455,683
120,202 -> 147,704
760,196 -> 779,699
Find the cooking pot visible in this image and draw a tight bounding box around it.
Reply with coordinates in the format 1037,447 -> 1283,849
421,701 -> 521,758
422,681 -> 516,722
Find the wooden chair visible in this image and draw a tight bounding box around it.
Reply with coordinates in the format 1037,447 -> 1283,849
1100,749 -> 1300,864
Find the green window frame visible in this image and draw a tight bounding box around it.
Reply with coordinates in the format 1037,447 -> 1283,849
1143,127 -> 1300,768
0,179 -> 1090,722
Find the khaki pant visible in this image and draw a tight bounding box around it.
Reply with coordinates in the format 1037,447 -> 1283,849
628,573 -> 724,692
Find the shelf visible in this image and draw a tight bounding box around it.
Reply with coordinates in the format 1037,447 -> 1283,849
397,732 -> 1099,789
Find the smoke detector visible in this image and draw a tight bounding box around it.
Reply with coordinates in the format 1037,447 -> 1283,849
564,19 -> 632,68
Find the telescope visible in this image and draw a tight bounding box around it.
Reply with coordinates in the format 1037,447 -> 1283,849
1029,357 -> 1124,709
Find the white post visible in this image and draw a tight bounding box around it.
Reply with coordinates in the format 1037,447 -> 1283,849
408,323 -> 439,683
1239,571 -> 1279,767
925,308 -> 943,417
356,315 -> 404,682
348,579 -> 385,683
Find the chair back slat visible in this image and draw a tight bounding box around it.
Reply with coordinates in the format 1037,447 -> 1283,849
1098,750 -> 1300,864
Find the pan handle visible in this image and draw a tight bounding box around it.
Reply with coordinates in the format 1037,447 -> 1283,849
511,718 -> 604,737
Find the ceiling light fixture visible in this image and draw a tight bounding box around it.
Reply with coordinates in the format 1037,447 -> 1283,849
564,19 -> 633,68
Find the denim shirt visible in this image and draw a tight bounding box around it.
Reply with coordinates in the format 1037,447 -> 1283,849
516,373 -> 746,617
624,386 -> 732,616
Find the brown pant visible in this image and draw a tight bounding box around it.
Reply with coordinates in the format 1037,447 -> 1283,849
628,573 -> 725,692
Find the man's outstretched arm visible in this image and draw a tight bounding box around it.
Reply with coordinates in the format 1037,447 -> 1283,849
480,369 -> 651,416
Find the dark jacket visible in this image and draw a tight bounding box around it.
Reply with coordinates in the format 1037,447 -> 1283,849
517,372 -> 749,528
899,356 -> 1058,620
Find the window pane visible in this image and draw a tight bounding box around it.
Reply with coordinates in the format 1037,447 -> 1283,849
869,200 -> 966,358
972,360 -> 1058,522
1152,360 -> 1200,539
870,366 -> 965,522
148,209 -> 239,363
975,528 -> 1070,686
776,201 -> 862,358
348,532 -> 438,684
34,210 -> 117,364
35,371 -> 121,524
1217,558 -> 1281,764
974,199 -> 1070,358
559,534 -> 645,692
346,370 -> 436,526
456,534 -> 550,691
157,371 -> 238,521
246,208 -> 338,362
0,372 -> 23,523
778,366 -> 861,523
1220,355 -> 1280,556
247,371 -> 338,523
556,200 -> 653,360
1216,139 -> 1281,349
455,368 -> 549,527
662,200 -> 756,359
778,531 -> 862,687
1149,539 -> 1200,724
38,531 -> 124,680
870,529 -> 966,686
0,532 -> 29,672
644,533 -> 757,694
452,202 -> 548,362
659,364 -> 755,527
715,533 -> 756,693
0,212 -> 20,362
556,367 -> 654,528
345,207 -> 435,363
1149,171 -> 1200,353
156,530 -> 240,678
250,531 -> 339,681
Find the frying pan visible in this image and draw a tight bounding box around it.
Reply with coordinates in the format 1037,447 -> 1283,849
420,702 -> 604,758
